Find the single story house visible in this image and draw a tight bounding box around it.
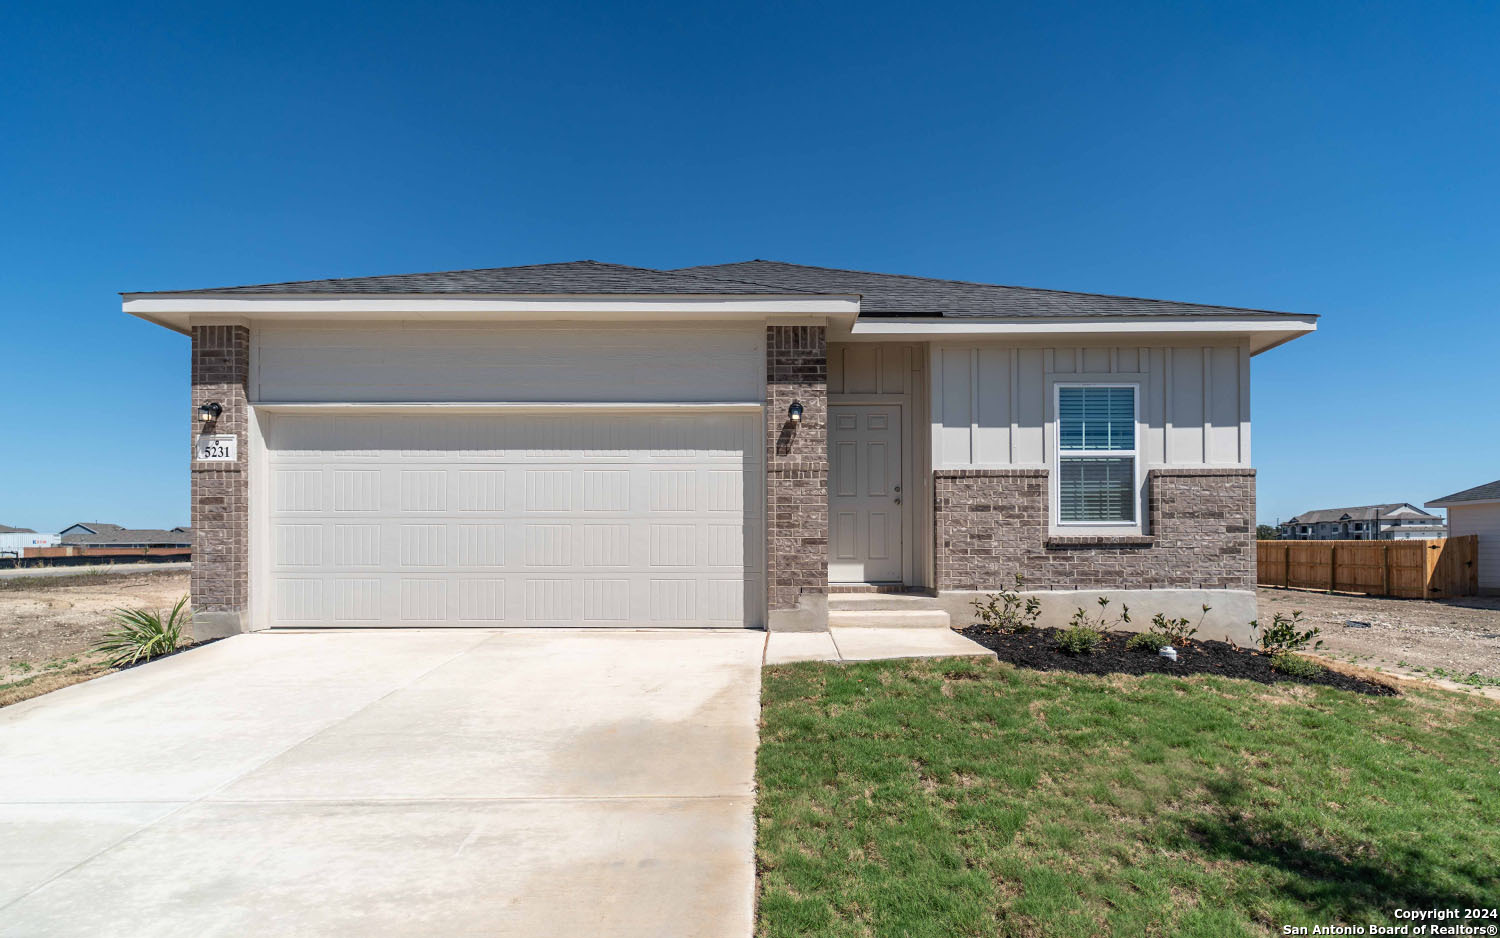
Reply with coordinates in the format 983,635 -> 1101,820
1426,480 -> 1500,594
123,260 -> 1316,639
1277,503 -> 1445,541
59,523 -> 192,549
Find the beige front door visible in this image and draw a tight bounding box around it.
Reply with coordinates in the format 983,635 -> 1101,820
828,404 -> 902,583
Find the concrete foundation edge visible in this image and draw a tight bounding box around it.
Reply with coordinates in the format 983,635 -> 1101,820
936,588 -> 1258,646
766,593 -> 829,632
192,610 -> 248,640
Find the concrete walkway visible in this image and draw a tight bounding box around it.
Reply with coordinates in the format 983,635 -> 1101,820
0,629 -> 762,937
764,627 -> 994,665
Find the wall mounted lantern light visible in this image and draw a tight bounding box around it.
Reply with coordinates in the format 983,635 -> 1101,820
788,401 -> 804,423
198,402 -> 223,423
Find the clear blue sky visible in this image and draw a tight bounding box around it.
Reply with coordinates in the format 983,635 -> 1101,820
3,0 -> 1496,533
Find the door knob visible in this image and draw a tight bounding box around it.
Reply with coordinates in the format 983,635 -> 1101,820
894,497 -> 902,505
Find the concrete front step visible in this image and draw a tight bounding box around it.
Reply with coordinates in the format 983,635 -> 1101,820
827,592 -> 942,612
826,608 -> 952,629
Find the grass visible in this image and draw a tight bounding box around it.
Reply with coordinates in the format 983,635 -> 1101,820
756,657 -> 1500,937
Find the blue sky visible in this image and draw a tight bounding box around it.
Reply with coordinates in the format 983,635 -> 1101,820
2,0 -> 1496,533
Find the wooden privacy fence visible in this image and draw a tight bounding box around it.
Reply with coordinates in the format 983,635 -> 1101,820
1257,536 -> 1478,599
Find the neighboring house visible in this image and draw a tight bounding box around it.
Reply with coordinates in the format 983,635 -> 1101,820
0,525 -> 60,558
1277,504 -> 1446,541
123,260 -> 1317,638
59,523 -> 192,549
1427,480 -> 1500,594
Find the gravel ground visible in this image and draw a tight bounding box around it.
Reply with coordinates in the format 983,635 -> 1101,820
1257,586 -> 1500,684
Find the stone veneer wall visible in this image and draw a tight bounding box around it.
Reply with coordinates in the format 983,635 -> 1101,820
765,326 -> 829,621
934,467 -> 1255,591
190,324 -> 251,635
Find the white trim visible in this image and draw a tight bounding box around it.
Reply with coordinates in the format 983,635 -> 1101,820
248,401 -> 763,414
850,316 -> 1316,355
125,294 -> 859,334
1051,381 -> 1143,532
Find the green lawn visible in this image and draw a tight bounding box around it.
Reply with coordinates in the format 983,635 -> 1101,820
756,657 -> 1500,938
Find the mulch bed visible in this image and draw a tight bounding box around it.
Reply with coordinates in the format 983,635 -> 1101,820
958,627 -> 1398,697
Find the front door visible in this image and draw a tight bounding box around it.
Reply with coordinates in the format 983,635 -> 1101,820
828,404 -> 902,583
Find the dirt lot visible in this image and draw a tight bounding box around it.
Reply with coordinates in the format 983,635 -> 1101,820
1258,586 -> 1500,686
0,568 -> 190,705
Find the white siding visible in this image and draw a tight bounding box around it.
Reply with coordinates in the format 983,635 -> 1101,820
930,342 -> 1251,469
1447,504 -> 1500,590
252,323 -> 765,403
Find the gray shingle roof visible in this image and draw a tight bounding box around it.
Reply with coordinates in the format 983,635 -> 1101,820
1427,479 -> 1500,506
675,260 -> 1306,319
1284,504 -> 1438,524
0,524 -> 36,534
61,527 -> 192,547
127,261 -> 827,297
124,259 -> 1310,320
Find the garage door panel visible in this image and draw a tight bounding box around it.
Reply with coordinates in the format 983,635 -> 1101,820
264,413 -> 761,628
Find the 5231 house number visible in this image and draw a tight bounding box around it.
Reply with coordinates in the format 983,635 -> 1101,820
195,435 -> 237,462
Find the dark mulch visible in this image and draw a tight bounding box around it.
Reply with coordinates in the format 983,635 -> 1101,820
959,627 -> 1398,697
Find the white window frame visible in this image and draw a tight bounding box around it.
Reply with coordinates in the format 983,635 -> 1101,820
1051,382 -> 1142,530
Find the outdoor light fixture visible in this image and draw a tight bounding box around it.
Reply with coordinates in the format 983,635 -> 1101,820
788,401 -> 804,423
198,402 -> 223,423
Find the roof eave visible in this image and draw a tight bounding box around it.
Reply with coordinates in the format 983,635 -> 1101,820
123,292 -> 862,333
844,314 -> 1317,353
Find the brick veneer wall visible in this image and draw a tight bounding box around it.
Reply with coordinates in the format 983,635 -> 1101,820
934,467 -> 1255,591
190,324 -> 250,632
765,325 -> 829,615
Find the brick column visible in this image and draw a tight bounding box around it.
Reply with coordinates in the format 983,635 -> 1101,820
190,324 -> 250,637
765,325 -> 828,631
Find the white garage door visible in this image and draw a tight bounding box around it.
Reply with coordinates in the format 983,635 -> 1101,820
262,412 -> 763,628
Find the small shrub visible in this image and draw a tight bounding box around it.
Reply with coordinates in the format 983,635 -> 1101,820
1250,610 -> 1323,653
93,596 -> 189,668
1056,624 -> 1104,655
1071,596 -> 1131,632
1125,631 -> 1170,652
970,574 -> 1042,634
1270,651 -> 1325,678
1150,605 -> 1210,647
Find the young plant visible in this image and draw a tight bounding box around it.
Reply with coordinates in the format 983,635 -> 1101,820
1149,605 -> 1210,647
1055,623 -> 1104,655
1071,596 -> 1131,632
969,574 -> 1043,634
1124,631 -> 1170,652
93,596 -> 189,668
1270,651 -> 1325,678
1250,610 -> 1323,654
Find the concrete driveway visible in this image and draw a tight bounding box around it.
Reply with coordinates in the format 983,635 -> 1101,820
0,629 -> 764,937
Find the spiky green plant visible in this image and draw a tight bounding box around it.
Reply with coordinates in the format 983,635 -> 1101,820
93,596 -> 189,667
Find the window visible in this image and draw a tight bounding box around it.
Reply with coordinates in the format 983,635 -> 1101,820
1055,385 -> 1138,525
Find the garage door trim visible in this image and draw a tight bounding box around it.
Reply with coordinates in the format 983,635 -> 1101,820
248,403 -> 765,630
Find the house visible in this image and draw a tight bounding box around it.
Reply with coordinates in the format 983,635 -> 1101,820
0,525 -> 60,558
122,260 -> 1317,639
1426,480 -> 1500,593
59,523 -> 192,549
1277,504 -> 1445,541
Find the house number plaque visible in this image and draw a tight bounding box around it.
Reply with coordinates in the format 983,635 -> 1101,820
195,434 -> 238,462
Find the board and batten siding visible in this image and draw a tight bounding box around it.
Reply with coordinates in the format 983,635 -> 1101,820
930,343 -> 1251,469
250,323 -> 766,403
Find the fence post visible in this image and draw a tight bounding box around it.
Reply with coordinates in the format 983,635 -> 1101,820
1328,543 -> 1338,592
1283,544 -> 1291,588
1381,543 -> 1390,597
